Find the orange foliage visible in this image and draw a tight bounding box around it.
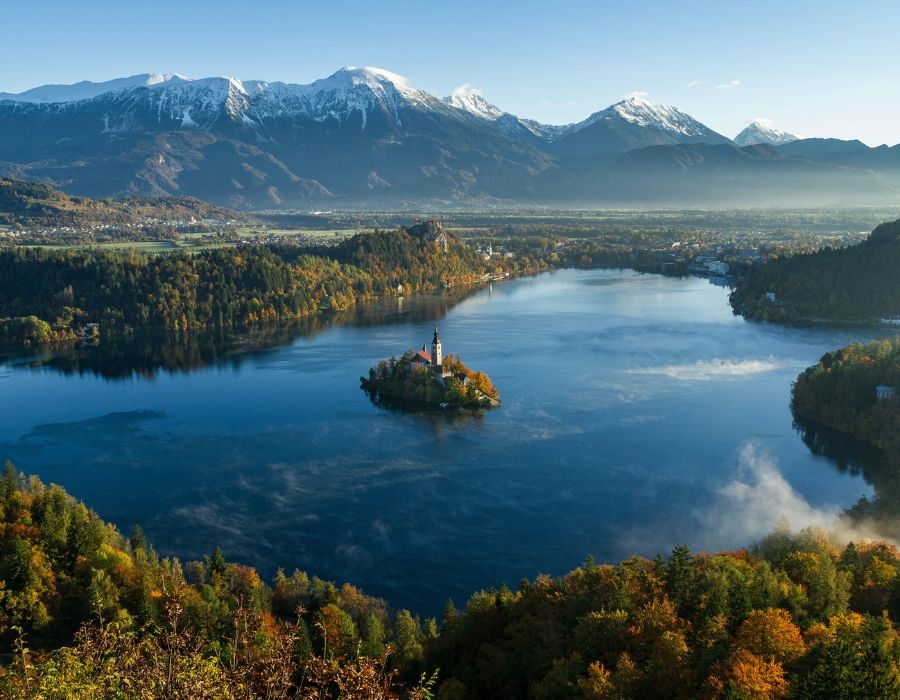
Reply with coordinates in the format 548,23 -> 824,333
735,608 -> 806,664
707,649 -> 788,699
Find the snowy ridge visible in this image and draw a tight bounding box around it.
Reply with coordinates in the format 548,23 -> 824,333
280,67 -> 441,128
572,96 -> 713,137
441,86 -> 570,140
0,70 -> 727,142
442,87 -> 504,120
0,67 -> 441,130
734,120 -> 798,147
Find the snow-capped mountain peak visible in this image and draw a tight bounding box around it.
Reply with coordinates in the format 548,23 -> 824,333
281,66 -> 436,128
442,85 -> 504,120
585,95 -> 711,137
734,119 -> 798,146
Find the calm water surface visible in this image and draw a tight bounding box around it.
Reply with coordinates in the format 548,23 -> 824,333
0,269 -> 890,613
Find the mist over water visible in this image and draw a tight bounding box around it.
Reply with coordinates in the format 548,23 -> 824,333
0,269 -> 892,613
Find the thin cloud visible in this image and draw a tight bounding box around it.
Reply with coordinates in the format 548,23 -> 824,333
626,357 -> 781,381
622,90 -> 649,100
717,80 -> 741,89
687,80 -> 702,88
451,82 -> 481,98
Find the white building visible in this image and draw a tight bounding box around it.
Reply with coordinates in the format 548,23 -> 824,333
876,385 -> 896,400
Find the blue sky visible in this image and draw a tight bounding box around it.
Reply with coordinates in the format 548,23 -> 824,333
5,0 -> 899,144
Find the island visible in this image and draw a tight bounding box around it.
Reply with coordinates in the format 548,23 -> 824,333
360,327 -> 500,409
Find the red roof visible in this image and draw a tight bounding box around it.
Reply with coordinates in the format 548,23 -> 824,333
413,350 -> 432,363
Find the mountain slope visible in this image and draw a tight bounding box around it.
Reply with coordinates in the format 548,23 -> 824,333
549,96 -> 732,159
0,176 -> 247,227
442,89 -> 504,120
734,120 -> 798,146
539,142 -> 900,206
0,67 -> 555,206
2,70 -> 899,207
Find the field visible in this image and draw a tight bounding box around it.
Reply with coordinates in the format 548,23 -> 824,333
17,227 -> 361,253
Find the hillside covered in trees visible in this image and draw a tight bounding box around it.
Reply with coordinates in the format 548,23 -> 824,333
730,218 -> 900,322
0,222 -> 533,345
0,177 -> 247,229
1,466 -> 900,697
792,337 -> 900,455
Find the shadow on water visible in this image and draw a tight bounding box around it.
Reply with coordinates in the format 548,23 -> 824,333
360,387 -> 488,427
0,287 -> 481,381
794,417 -> 900,524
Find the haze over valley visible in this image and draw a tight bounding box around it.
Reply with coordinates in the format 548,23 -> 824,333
3,67 -> 900,209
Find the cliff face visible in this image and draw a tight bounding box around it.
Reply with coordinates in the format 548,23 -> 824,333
403,220 -> 449,252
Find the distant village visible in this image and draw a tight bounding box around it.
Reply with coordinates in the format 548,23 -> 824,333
0,215 -> 243,244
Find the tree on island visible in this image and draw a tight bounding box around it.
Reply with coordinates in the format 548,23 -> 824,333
361,351 -> 499,409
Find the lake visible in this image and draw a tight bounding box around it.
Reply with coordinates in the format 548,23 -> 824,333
0,268 -> 890,614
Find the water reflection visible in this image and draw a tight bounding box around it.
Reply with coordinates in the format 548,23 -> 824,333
1,287 -> 480,381
794,417 -> 900,530
361,388 -> 488,426
0,269 -> 891,614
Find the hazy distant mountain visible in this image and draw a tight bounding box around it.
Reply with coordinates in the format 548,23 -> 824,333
540,142 -> 900,206
0,68 -> 898,207
549,96 -> 732,159
0,73 -> 188,104
734,120 -> 798,146
0,67 -> 554,207
776,138 -> 900,172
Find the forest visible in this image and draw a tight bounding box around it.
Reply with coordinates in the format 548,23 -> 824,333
0,222 -> 543,346
730,218 -> 900,322
2,464 -> 900,698
792,337 -> 900,456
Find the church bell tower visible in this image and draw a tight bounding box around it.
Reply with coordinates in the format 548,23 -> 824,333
431,326 -> 442,368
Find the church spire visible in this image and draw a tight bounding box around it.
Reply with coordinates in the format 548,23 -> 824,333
431,326 -> 442,367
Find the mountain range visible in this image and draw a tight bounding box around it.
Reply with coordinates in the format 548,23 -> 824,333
1,67 -> 898,208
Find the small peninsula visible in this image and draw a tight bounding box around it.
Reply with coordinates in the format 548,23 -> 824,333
792,337 -> 900,455
361,327 -> 500,408
730,217 -> 900,323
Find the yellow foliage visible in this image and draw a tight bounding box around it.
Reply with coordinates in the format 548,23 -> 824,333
735,608 -> 806,664
708,649 -> 788,699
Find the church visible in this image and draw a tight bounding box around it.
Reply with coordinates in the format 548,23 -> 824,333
407,327 -> 452,382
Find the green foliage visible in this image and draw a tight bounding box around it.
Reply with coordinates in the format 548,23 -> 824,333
4,465 -> 900,697
427,534 -> 900,699
792,337 -> 900,455
0,463 -> 424,698
0,225 -> 497,345
730,218 -> 900,322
